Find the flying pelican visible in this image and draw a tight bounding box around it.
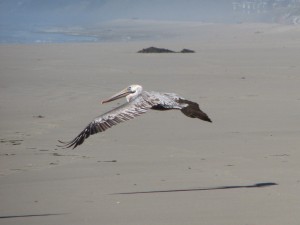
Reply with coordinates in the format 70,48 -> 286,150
58,84 -> 212,149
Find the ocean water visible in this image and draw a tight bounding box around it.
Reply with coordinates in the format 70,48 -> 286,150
0,24 -> 165,44
0,26 -> 100,44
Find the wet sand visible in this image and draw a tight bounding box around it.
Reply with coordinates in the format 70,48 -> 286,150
1,21 -> 300,225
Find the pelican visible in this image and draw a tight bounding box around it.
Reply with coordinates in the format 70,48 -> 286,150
58,84 -> 212,149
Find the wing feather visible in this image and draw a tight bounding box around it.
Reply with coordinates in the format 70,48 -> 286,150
58,96 -> 153,149
178,99 -> 212,122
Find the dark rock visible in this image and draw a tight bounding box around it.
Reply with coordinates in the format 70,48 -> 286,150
138,47 -> 175,53
33,115 -> 45,118
138,47 -> 195,53
180,49 -> 195,53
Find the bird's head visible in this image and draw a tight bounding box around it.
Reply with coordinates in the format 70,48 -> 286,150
102,84 -> 143,104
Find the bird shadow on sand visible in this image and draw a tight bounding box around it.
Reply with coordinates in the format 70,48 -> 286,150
0,213 -> 68,219
113,182 -> 278,195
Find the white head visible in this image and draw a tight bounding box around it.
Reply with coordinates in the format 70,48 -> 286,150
102,84 -> 143,104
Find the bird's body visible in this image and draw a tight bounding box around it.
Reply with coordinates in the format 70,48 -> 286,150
59,84 -> 211,149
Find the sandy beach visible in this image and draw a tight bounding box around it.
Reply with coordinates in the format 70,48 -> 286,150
1,21 -> 300,225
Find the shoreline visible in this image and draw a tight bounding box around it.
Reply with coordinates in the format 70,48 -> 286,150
1,20 -> 300,45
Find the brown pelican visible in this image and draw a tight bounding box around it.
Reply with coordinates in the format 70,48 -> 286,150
58,84 -> 211,149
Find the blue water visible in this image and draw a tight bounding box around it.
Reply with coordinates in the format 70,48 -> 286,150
0,26 -> 100,44
0,24 -> 163,44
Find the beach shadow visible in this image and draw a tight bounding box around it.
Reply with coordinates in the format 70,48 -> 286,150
0,213 -> 67,219
114,182 -> 278,195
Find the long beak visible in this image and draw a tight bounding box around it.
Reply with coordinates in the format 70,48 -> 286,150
101,88 -> 131,104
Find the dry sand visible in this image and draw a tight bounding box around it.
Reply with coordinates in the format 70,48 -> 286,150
1,21 -> 300,225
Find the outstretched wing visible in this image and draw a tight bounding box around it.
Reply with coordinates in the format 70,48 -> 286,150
58,96 -> 153,149
148,92 -> 212,123
177,99 -> 212,122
